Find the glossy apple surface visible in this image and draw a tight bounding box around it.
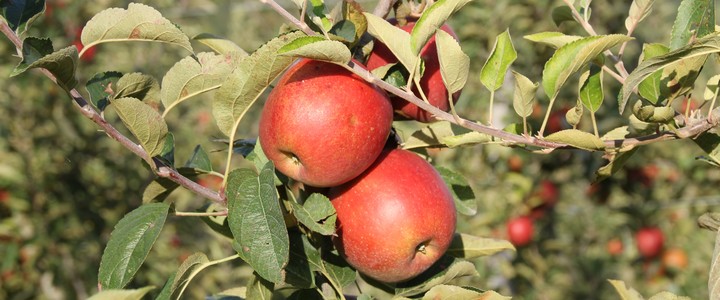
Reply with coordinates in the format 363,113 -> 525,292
329,149 -> 457,283
259,59 -> 393,187
366,21 -> 460,122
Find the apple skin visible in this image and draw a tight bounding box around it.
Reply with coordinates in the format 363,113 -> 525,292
366,21 -> 460,123
259,59 -> 393,187
329,149 -> 457,283
507,216 -> 534,247
635,227 -> 664,259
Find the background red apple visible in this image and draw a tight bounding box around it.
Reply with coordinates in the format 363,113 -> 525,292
329,149 -> 457,283
635,227 -> 664,259
366,20 -> 460,123
606,238 -> 624,256
507,216 -> 534,247
259,59 -> 393,187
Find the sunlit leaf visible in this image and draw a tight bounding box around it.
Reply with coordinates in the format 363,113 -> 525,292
98,203 -> 170,289
524,32 -> 582,49
227,164 -> 289,283
410,0 -> 471,55
169,253 -> 210,299
87,286 -> 155,300
512,71 -> 538,118
193,33 -> 248,56
543,35 -> 631,99
436,30 -> 469,94
277,36 -> 351,64
607,279 -> 644,300
578,64 -> 603,113
423,285 -> 510,300
11,38 -> 78,91
446,233 -> 514,259
669,0 -> 715,50
544,129 -> 605,151
213,31 -> 305,137
625,0 -> 655,33
480,29 -> 517,91
363,13 -> 416,71
81,3 -> 193,53
112,97 -> 168,158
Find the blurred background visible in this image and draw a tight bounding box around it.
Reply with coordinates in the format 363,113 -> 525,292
1,0 -> 719,299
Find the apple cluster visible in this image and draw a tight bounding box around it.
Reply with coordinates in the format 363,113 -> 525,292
257,21 -> 461,283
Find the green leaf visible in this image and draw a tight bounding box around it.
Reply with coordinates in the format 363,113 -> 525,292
115,73 -> 161,109
155,273 -> 176,300
524,32 -> 582,49
446,233 -> 515,259
625,0 -> 655,33
441,132 -> 493,148
543,34 -> 631,99
245,272 -> 274,300
423,285 -> 510,300
290,193 -> 337,235
544,129 -> 605,151
551,6 -> 575,27
436,168 -> 476,216
608,279 -> 644,300
436,30 -> 469,94
169,252 -> 210,299
161,52 -> 241,114
648,291 -> 691,300
307,0 -> 333,33
511,71 -> 538,118
112,97 -> 169,158
277,36 -> 351,64
704,74 -> 720,101
329,20 -> 357,43
81,3 -> 193,53
632,101 -> 675,123
184,145 -> 212,172
87,286 -> 155,300
86,71 -> 123,111
0,0 -> 44,33
193,33 -> 248,56
620,33 -> 720,113
480,29 -> 517,91
396,121 -> 477,149
578,64 -> 604,113
284,232 -> 316,289
142,178 -> 178,203
410,0 -> 471,55
669,0 -> 715,50
594,148 -> 639,182
394,255 -> 478,297
565,99 -> 583,128
11,38 -> 78,91
637,43 -> 669,104
213,30 -> 305,137
342,0 -> 367,46
227,164 -> 289,283
363,12 -> 416,72
693,132 -> 720,166
159,132 -> 175,166
321,251 -> 357,289
98,203 -> 170,289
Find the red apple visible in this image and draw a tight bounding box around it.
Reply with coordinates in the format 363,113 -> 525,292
636,227 -> 664,259
507,216 -> 534,247
537,180 -> 559,207
366,20 -> 460,122
329,149 -> 456,283
73,29 -> 96,63
259,59 -> 393,187
606,238 -> 623,256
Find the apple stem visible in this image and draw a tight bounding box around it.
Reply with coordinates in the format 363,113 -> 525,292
538,95 -> 557,137
488,90 -> 495,126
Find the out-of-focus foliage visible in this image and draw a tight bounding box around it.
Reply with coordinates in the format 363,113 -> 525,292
1,0 -> 719,299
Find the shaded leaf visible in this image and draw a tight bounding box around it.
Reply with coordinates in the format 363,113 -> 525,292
198,203 -> 233,239
410,0 -> 471,55
552,6 -> 575,27
321,251 -> 357,289
284,232 -> 316,289
594,148 -> 639,182
693,131 -> 720,166
342,0 -> 367,46
364,12 -> 416,71
637,43 -> 669,104
625,0 -> 655,33
161,52 -> 240,113
169,253 -> 210,299
213,31 -> 305,137
436,167 -> 477,216
669,0 -> 715,50
579,64 -> 603,113
277,36 -> 351,64
158,132 -> 175,166
193,33 -> 248,56
86,71 -> 123,111
620,34 -> 720,113
446,233 -> 514,259
227,164 -> 289,283
436,30 -> 469,94
524,31 -> 582,49
512,71 -> 538,118
184,145 -> 212,172
565,99 -> 583,128
543,34 -> 631,99
115,73 -> 161,108
81,3 -> 193,53
87,286 -> 155,300
98,203 -> 170,289
394,255 -> 478,297
480,29 -> 517,91
11,38 -> 78,91
112,97 -> 169,158
632,101 -> 675,123
329,20 -> 357,43
291,193 -> 336,235
608,279 -> 644,300
245,272 -> 274,300
0,0 -> 45,33
544,129 -> 605,151
155,273 -> 176,300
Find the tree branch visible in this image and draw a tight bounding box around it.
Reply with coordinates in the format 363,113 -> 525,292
0,20 -> 226,206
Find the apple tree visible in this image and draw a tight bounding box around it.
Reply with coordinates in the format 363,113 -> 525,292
2,0 -> 720,299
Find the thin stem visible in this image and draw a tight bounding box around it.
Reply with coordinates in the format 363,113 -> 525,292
590,112 -> 599,137
538,95 -> 557,137
488,90 -> 495,125
447,90 -> 463,125
261,0 -> 314,35
175,210 -> 228,217
177,254 -> 241,299
602,66 -> 624,84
